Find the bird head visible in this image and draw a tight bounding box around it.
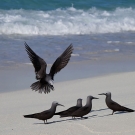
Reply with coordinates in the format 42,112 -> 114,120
52,101 -> 64,107
87,95 -> 99,100
98,92 -> 111,97
77,98 -> 83,107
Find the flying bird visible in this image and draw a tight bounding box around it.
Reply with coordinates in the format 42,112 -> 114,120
25,42 -> 73,94
55,98 -> 82,118
98,92 -> 134,115
24,101 -> 64,124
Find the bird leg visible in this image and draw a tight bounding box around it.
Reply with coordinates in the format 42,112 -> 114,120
72,117 -> 75,119
44,120 -> 47,124
112,111 -> 114,115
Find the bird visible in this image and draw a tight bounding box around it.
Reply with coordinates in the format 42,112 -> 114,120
55,98 -> 82,118
71,96 -> 98,118
98,92 -> 134,115
23,101 -> 64,124
25,42 -> 73,94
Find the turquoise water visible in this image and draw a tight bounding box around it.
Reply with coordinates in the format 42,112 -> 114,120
0,0 -> 135,35
1,0 -> 135,11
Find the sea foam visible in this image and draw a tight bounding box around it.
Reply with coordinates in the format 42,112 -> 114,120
0,7 -> 135,35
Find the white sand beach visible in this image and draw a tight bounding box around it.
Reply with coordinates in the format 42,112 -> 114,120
0,71 -> 135,135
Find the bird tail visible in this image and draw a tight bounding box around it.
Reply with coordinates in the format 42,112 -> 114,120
55,114 -> 68,118
24,114 -> 36,118
30,81 -> 54,94
55,112 -> 62,115
122,106 -> 134,112
55,111 -> 69,118
55,110 -> 68,115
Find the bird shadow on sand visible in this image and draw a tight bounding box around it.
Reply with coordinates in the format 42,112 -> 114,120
97,114 -> 112,118
92,108 -> 108,112
33,118 -> 83,125
96,111 -> 134,118
33,115 -> 98,125
115,111 -> 134,115
66,114 -> 98,121
34,119 -> 69,125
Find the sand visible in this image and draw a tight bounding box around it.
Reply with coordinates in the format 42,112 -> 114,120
0,71 -> 135,135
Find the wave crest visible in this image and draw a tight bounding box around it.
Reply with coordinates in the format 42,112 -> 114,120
0,7 -> 135,35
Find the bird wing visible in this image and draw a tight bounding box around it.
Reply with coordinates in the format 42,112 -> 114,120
110,100 -> 123,111
67,106 -> 79,113
55,106 -> 76,115
120,106 -> 134,112
111,100 -> 134,112
62,106 -> 78,115
72,107 -> 88,115
49,44 -> 73,79
25,42 -> 47,76
77,107 -> 88,112
41,110 -> 50,115
34,110 -> 51,120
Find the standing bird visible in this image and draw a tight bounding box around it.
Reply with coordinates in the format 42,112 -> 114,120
25,42 -> 73,94
23,101 -> 64,124
71,96 -> 98,118
98,92 -> 134,115
55,98 -> 82,118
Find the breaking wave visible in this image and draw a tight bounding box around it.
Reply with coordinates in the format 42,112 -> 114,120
0,7 -> 135,35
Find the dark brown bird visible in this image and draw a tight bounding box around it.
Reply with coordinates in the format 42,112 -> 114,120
25,42 -> 73,94
24,101 -> 64,124
71,96 -> 98,118
98,92 -> 134,115
55,98 -> 82,118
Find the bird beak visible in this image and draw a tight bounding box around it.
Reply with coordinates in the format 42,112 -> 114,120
98,93 -> 106,95
58,103 -> 64,107
93,97 -> 99,99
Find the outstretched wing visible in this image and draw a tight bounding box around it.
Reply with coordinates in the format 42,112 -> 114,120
25,42 -> 47,76
49,44 -> 73,79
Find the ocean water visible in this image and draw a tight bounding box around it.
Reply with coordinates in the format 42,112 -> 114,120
0,0 -> 135,67
1,0 -> 135,92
